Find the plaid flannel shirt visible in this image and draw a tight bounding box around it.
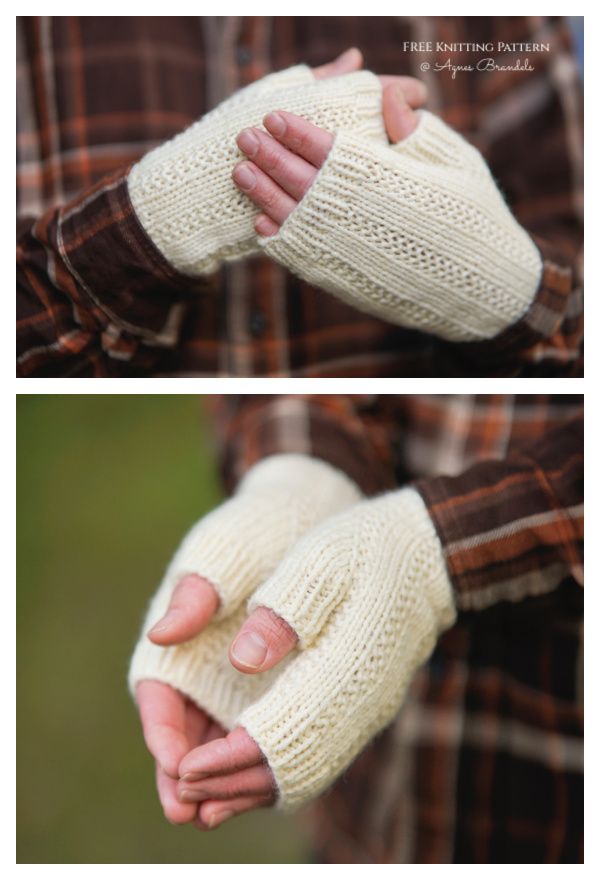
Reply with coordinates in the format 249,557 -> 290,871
209,393 -> 583,863
17,16 -> 583,377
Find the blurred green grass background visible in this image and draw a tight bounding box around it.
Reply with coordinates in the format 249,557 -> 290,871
17,395 -> 310,863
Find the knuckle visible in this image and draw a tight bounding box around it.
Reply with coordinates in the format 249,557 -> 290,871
267,147 -> 288,177
214,737 -> 235,766
295,127 -> 314,155
258,184 -> 279,212
257,606 -> 296,650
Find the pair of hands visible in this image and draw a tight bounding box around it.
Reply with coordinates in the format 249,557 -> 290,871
133,450 -> 361,830
130,44 -> 540,339
133,453 -> 456,832
134,52 -> 429,830
232,47 -> 426,237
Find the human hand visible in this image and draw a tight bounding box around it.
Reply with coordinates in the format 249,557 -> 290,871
233,79 -> 426,236
234,84 -> 542,340
127,50 -> 386,276
177,488 -> 457,823
129,455 -> 361,824
136,675 -> 227,826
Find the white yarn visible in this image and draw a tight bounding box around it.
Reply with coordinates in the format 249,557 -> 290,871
128,67 -> 385,276
238,487 -> 457,810
128,454 -> 362,726
262,110 -> 543,341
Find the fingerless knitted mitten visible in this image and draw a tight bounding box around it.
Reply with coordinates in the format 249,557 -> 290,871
262,110 -> 543,340
236,487 -> 457,810
128,67 -> 384,276
128,454 -> 361,726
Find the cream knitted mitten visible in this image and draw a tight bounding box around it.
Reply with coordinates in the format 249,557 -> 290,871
236,487 -> 457,810
128,67 -> 385,276
128,454 -> 362,727
261,110 -> 543,340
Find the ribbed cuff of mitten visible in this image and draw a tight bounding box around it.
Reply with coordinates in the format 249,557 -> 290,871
262,111 -> 543,340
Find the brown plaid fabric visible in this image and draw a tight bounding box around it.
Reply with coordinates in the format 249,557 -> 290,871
208,394 -> 583,863
17,17 -> 583,377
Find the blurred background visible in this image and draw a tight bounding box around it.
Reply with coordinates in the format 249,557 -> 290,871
17,395 -> 310,863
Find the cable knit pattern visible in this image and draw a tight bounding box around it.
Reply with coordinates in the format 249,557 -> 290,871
128,67 -> 384,276
262,110 -> 543,340
238,487 -> 457,810
128,454 -> 361,724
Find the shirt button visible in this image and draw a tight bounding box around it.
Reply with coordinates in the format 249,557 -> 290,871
236,46 -> 253,65
249,310 -> 267,337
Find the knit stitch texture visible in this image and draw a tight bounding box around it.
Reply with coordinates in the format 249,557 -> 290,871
238,487 -> 457,810
128,454 -> 362,726
262,110 -> 543,340
128,67 -> 385,276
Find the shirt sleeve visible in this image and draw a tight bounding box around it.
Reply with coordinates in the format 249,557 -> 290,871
206,394 -> 399,496
414,411 -> 583,611
17,167 -> 211,377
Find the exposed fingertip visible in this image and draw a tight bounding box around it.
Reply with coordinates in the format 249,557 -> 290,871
232,161 -> 257,191
159,758 -> 180,780
208,809 -> 234,829
255,214 -> 279,237
194,814 -> 209,832
230,630 -> 268,670
181,771 -> 210,783
147,609 -> 181,641
263,111 -> 286,137
164,806 -> 195,825
341,46 -> 362,66
236,127 -> 259,157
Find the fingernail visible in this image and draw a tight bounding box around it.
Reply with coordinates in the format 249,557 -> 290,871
179,789 -> 197,803
237,129 -> 259,157
231,630 -> 268,669
233,163 -> 256,191
208,810 -> 233,829
148,609 -> 180,636
181,771 -> 209,783
264,112 -> 286,137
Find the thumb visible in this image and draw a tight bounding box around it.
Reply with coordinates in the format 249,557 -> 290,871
383,82 -> 419,144
312,47 -> 363,80
148,574 -> 219,645
229,606 -> 298,674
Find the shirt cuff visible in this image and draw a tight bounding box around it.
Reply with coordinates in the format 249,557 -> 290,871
451,236 -> 582,372
53,166 -> 211,347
